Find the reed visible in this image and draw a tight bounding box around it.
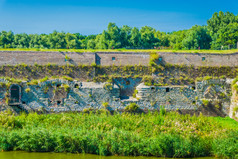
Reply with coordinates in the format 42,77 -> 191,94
0,111 -> 237,158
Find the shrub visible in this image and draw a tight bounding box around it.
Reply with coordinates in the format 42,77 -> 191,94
125,103 -> 139,113
65,54 -> 71,61
103,83 -> 113,91
202,99 -> 210,107
160,106 -> 166,115
234,106 -> 238,112
102,102 -> 109,108
25,88 -> 31,93
149,53 -> 160,66
133,89 -> 138,98
62,84 -> 70,92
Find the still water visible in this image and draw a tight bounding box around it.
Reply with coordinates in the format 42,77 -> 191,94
0,151 -> 216,159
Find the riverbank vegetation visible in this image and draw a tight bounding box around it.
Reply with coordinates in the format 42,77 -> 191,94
0,11 -> 238,50
0,111 -> 237,158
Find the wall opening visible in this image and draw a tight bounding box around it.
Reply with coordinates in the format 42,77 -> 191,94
151,87 -> 155,91
74,84 -> 79,88
202,57 -> 206,61
112,57 -> 116,61
56,84 -> 61,88
192,86 -> 196,90
166,88 -> 170,92
57,101 -> 61,105
10,84 -> 21,104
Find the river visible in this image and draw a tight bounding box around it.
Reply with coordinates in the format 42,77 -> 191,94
0,151 -> 216,159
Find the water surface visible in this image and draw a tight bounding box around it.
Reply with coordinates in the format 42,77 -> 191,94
0,151 -> 216,159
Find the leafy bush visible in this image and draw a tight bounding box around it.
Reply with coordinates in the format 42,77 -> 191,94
25,88 -> 31,93
202,99 -> 210,106
62,84 -> 70,92
65,55 -> 71,61
234,106 -> 238,112
133,89 -> 138,98
103,83 -> 113,91
125,103 -> 139,113
102,102 -> 109,108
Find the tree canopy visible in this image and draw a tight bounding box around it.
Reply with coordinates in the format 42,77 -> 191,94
0,11 -> 237,50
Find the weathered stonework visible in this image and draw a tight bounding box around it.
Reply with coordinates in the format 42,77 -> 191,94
230,83 -> 238,118
0,51 -> 237,117
0,51 -> 238,66
0,78 -> 234,117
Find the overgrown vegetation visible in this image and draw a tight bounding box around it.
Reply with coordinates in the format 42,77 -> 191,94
124,103 -> 140,113
0,112 -> 237,158
0,63 -> 237,86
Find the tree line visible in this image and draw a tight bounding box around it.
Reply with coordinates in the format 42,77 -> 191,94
0,11 -> 238,50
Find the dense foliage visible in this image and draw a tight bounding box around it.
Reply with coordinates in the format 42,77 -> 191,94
0,11 -> 237,50
0,111 -> 237,158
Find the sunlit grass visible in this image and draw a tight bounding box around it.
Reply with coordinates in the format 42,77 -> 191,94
0,111 -> 237,158
0,48 -> 238,54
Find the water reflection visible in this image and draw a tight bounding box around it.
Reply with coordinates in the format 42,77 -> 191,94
0,151 -> 216,159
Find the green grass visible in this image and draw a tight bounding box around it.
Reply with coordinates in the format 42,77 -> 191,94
0,111 -> 237,158
0,48 -> 238,54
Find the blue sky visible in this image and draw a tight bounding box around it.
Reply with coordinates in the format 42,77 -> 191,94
0,0 -> 237,35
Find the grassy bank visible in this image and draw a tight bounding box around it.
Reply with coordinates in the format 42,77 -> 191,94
0,111 -> 237,158
0,48 -> 238,54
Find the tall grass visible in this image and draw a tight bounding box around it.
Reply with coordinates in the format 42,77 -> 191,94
0,111 -> 237,158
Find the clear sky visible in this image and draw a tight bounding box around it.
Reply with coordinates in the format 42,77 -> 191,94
0,0 -> 237,35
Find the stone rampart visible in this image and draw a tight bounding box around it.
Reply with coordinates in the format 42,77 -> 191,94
0,51 -> 238,67
0,51 -> 95,65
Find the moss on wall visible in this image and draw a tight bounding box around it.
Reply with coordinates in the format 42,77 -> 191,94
0,63 -> 237,86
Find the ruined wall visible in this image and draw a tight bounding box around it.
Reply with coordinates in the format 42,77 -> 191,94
1,51 -> 238,67
230,83 -> 238,118
95,52 -> 150,66
159,52 -> 238,67
0,78 -> 234,117
136,83 -> 197,110
0,51 -> 95,65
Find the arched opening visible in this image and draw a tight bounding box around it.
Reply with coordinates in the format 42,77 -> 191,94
10,84 -> 21,105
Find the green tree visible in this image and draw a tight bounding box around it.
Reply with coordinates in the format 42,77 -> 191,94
216,23 -> 238,48
168,30 -> 187,49
154,31 -> 170,47
182,25 -> 211,49
120,25 -> 132,48
130,27 -> 141,48
0,31 -> 14,48
207,11 -> 238,49
140,26 -> 158,49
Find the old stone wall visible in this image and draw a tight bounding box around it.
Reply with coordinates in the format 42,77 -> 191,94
0,78 -> 234,117
230,83 -> 238,118
159,52 -> 238,67
0,51 -> 95,65
0,51 -> 238,67
95,52 -> 150,66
